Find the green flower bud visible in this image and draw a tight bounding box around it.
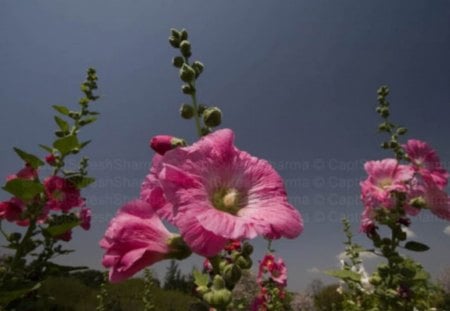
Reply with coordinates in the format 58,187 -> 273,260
172,56 -> 184,68
180,29 -> 188,41
79,97 -> 89,106
200,127 -> 211,136
167,235 -> 192,260
196,285 -> 209,295
179,64 -> 196,83
379,107 -> 390,118
409,196 -> 426,209
212,275 -> 225,290
181,84 -> 195,95
168,36 -> 180,48
170,28 -> 181,39
192,61 -> 204,77
180,104 -> 195,119
396,127 -> 408,135
179,40 -> 192,58
235,255 -> 252,270
203,107 -> 222,127
242,242 -> 253,256
219,260 -> 228,273
223,264 -> 242,285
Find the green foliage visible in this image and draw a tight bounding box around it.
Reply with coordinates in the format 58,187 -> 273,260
2,179 -> 43,201
313,284 -> 344,311
13,147 -> 44,169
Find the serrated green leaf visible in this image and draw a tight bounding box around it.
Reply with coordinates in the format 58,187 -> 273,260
39,144 -> 53,153
54,116 -> 69,132
193,269 -> 209,287
404,241 -> 430,252
52,105 -> 70,116
68,176 -> 95,189
2,179 -> 44,201
325,269 -> 361,282
46,220 -> 80,237
53,135 -> 79,155
13,147 -> 44,169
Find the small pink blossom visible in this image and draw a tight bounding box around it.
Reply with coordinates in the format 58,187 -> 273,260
258,253 -> 288,287
149,129 -> 303,257
45,154 -> 57,166
6,164 -> 38,181
0,198 -> 25,223
100,200 -> 177,283
78,207 -> 91,230
44,176 -> 82,212
403,139 -> 448,189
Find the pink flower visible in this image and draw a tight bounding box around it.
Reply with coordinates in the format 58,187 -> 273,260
44,176 -> 82,212
6,164 -> 38,181
361,159 -> 414,209
45,154 -> 57,166
56,230 -> 72,242
100,200 -> 188,283
258,254 -> 288,287
403,139 -> 448,189
150,129 -> 303,257
423,185 -> 450,220
78,207 -> 91,230
0,198 -> 25,223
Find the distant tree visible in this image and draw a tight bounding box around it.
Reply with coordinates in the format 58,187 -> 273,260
163,260 -> 193,293
313,284 -> 343,311
71,269 -> 104,288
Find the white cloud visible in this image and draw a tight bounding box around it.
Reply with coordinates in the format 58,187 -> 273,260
402,227 -> 416,239
444,226 -> 450,236
337,251 -> 377,261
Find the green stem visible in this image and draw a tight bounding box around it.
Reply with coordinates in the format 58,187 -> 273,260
11,219 -> 37,270
0,221 -> 9,240
189,83 -> 203,138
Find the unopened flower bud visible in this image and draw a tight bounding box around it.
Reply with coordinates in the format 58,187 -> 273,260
45,154 -> 57,166
179,64 -> 196,83
180,29 -> 188,41
196,285 -> 209,295
242,242 -> 253,256
181,84 -> 195,95
379,107 -> 389,118
203,107 -> 222,127
192,61 -> 204,77
203,288 -> 232,308
180,104 -> 194,119
179,40 -> 192,58
150,135 -> 187,155
172,56 -> 184,68
396,127 -> 408,135
223,264 -> 241,285
200,127 -> 211,136
409,196 -> 426,209
170,28 -> 181,39
168,36 -> 180,48
167,235 -> 192,260
235,255 -> 252,269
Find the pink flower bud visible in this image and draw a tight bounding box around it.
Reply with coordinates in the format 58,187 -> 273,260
45,154 -> 57,166
149,135 -> 186,155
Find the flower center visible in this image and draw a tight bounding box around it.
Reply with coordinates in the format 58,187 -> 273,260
212,188 -> 241,214
377,178 -> 392,189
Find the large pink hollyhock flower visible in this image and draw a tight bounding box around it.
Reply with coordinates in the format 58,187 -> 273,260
100,200 -> 190,283
403,139 -> 448,189
153,129 -> 303,257
44,176 -> 82,212
360,159 -> 414,209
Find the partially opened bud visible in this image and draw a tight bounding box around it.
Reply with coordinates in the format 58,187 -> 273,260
150,135 -> 186,155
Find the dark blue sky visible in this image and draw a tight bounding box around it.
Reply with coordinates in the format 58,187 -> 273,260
1,1 -> 449,291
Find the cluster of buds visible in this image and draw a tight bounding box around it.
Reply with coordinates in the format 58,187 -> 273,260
251,253 -> 288,311
169,28 -> 222,136
196,240 -> 253,309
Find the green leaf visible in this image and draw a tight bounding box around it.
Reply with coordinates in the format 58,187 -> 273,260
39,144 -> 53,153
193,269 -> 209,287
80,140 -> 92,149
79,116 -> 97,126
0,283 -> 41,306
46,220 -> 80,237
325,269 -> 361,282
2,179 -> 43,201
54,116 -> 69,132
68,176 -> 95,189
13,147 -> 44,169
404,241 -> 430,252
53,135 -> 79,155
52,105 -> 70,116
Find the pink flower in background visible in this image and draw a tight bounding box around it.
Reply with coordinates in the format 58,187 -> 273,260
0,198 -> 24,223
258,253 -> 288,287
78,206 -> 91,230
100,200 -> 177,283
44,176 -> 82,212
152,129 -> 303,257
423,185 -> 450,220
403,139 -> 448,189
6,164 -> 38,181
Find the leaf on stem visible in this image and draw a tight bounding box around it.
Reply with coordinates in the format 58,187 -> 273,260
13,147 -> 44,169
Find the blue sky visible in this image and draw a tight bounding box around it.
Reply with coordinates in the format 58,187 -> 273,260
1,1 -> 450,291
